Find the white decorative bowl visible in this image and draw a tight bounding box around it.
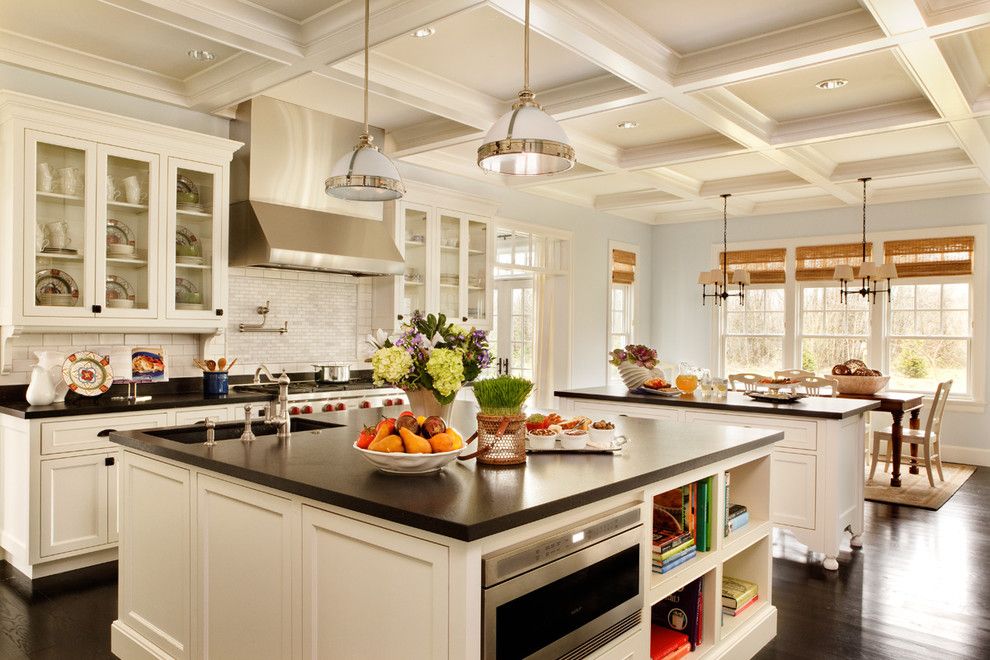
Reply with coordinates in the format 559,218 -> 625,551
352,442 -> 462,475
616,363 -> 666,391
588,427 -> 615,445
832,374 -> 889,395
560,431 -> 588,450
527,431 -> 557,450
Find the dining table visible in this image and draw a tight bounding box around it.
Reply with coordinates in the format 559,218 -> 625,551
838,391 -> 924,487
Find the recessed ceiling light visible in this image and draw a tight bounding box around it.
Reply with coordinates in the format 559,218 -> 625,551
816,78 -> 848,90
187,49 -> 216,62
616,121 -> 639,129
412,26 -> 435,38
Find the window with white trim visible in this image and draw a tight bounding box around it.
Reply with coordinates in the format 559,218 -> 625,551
722,287 -> 785,375
608,247 -> 636,382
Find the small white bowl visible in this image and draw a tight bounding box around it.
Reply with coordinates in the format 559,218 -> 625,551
588,427 -> 615,445
560,431 -> 588,450
527,431 -> 557,450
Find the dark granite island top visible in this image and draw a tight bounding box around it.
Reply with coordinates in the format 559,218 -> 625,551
111,402 -> 783,541
555,386 -> 879,419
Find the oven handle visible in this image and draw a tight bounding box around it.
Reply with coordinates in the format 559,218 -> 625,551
483,523 -> 643,614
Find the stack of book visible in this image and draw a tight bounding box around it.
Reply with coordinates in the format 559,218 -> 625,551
652,478 -> 715,574
652,531 -> 695,574
727,504 -> 749,534
722,575 -> 759,619
649,626 -> 690,660
651,577 -> 704,656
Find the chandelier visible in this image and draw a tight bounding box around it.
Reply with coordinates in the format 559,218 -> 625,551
833,177 -> 896,304
698,194 -> 750,306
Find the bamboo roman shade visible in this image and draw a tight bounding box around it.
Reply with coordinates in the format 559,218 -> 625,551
717,248 -> 786,284
611,249 -> 636,284
796,242 -> 874,281
883,236 -> 975,278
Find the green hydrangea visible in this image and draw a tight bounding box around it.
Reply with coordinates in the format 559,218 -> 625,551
426,348 -> 464,397
371,346 -> 413,386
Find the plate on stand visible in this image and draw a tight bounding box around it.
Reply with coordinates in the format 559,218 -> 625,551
62,351 -> 113,396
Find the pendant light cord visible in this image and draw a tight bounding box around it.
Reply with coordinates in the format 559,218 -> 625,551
524,0 -> 530,92
721,193 -> 729,289
860,177 -> 869,263
363,0 -> 370,136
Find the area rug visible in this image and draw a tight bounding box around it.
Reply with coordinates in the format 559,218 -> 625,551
865,462 -> 976,510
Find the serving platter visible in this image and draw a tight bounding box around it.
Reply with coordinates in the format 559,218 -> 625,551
62,351 -> 113,396
634,385 -> 682,397
745,391 -> 808,404
526,437 -> 627,454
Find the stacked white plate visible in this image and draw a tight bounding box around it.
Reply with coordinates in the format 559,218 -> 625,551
39,293 -> 76,306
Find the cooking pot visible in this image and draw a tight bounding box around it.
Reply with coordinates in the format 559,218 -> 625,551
314,363 -> 350,384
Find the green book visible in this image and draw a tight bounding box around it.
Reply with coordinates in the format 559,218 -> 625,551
653,539 -> 696,562
696,479 -> 709,552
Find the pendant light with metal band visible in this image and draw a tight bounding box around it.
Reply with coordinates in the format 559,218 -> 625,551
325,0 -> 404,201
698,194 -> 750,306
833,177 -> 896,304
477,0 -> 576,175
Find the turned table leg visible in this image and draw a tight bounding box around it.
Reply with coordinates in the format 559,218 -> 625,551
889,410 -> 905,487
908,407 -> 922,475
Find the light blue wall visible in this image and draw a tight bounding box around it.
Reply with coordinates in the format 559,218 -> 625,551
398,162 -> 654,389
651,193 -> 990,456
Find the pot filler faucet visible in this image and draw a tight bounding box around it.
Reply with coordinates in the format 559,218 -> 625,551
254,364 -> 291,440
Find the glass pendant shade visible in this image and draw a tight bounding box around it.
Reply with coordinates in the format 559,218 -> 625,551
326,135 -> 404,201
478,93 -> 576,175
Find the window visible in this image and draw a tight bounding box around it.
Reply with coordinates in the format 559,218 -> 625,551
608,247 -> 637,382
887,281 -> 971,394
799,286 -> 870,374
722,288 -> 785,375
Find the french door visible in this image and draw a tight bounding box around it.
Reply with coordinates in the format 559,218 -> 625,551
492,277 -> 534,379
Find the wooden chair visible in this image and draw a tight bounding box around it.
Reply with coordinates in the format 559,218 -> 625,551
729,373 -> 765,392
799,376 -> 839,397
869,380 -> 952,486
775,369 -> 814,380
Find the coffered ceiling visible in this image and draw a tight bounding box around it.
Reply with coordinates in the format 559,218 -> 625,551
5,0 -> 990,224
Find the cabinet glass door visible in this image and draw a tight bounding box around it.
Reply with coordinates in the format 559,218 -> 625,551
27,131 -> 96,317
97,146 -> 159,317
465,218 -> 490,326
167,159 -> 223,318
401,205 -> 429,318
438,212 -> 462,320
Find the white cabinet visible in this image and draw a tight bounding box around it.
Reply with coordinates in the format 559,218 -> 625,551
39,450 -> 118,556
375,183 -> 497,331
770,452 -> 817,530
195,475 -> 295,660
40,411 -> 168,454
173,406 -> 230,426
0,91 -> 240,335
301,505 -> 449,660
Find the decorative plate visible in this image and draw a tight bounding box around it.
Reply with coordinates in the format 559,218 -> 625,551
62,351 -> 113,396
106,274 -> 135,301
35,269 -> 79,300
745,391 -> 808,404
175,277 -> 199,296
175,225 -> 201,251
131,349 -> 165,381
106,219 -> 135,247
176,174 -> 198,194
634,386 -> 682,397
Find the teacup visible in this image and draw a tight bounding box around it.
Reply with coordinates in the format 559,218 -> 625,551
122,175 -> 147,205
58,167 -> 83,196
38,163 -> 56,193
107,175 -> 121,201
41,221 -> 71,251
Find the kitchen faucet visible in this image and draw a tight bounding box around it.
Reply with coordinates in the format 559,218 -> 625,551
252,364 -> 291,440
254,364 -> 276,384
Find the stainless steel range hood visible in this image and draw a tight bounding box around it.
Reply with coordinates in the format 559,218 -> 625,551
228,97 -> 403,276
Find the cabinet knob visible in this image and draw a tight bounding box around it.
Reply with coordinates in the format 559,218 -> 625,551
104,456 -> 115,466
216,308 -> 224,316
92,304 -> 102,313
97,429 -> 117,437
462,316 -> 467,322
397,314 -> 404,321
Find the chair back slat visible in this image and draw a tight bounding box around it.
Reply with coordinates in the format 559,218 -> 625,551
926,380 -> 952,440
775,369 -> 813,380
799,376 -> 839,397
729,373 -> 765,392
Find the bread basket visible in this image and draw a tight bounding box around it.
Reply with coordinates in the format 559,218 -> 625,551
832,374 -> 889,395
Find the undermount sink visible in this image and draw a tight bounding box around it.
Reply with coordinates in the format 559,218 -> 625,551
148,418 -> 344,444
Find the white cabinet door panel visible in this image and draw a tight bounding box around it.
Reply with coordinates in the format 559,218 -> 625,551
40,453 -> 109,556
683,411 -> 817,451
302,505 -> 449,660
771,452 -> 817,530
173,407 -> 230,426
195,475 -> 294,660
41,412 -> 168,455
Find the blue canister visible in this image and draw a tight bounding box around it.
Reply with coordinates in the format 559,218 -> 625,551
203,371 -> 229,396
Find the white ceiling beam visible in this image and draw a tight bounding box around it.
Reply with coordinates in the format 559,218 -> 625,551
594,189 -> 681,211
619,134 -> 747,170
699,172 -> 807,198
831,148 -> 974,181
771,98 -> 942,145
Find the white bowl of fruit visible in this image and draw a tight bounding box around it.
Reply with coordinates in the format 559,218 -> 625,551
353,412 -> 465,475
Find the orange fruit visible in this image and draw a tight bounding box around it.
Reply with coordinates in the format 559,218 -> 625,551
428,432 -> 454,453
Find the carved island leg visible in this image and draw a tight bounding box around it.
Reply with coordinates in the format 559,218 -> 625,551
889,410 -> 905,487
908,407 -> 922,475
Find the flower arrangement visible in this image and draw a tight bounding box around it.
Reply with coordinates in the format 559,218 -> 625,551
368,312 -> 490,404
608,344 -> 659,370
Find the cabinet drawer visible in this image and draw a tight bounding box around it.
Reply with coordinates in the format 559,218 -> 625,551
771,451 -> 817,530
173,406 -> 230,426
578,401 -> 681,423
41,412 -> 169,455
683,411 -> 817,451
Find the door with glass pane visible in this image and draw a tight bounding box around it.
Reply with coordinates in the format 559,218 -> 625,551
437,211 -> 462,321
25,131 -> 97,318
96,145 -> 159,318
167,158 -> 224,318
401,204 -> 430,319
491,278 -> 535,380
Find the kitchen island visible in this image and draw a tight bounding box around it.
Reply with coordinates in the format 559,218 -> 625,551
556,386 -> 880,571
110,403 -> 782,660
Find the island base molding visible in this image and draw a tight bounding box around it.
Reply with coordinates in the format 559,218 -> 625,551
113,441 -> 778,660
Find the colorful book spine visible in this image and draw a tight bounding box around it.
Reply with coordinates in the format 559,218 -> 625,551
655,539 -> 695,562
697,479 -> 710,551
722,576 -> 758,609
722,595 -> 759,617
724,472 -> 731,538
655,549 -> 697,573
652,531 -> 693,554
655,543 -> 696,566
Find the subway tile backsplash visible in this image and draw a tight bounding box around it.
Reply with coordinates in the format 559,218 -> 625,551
0,267 -> 376,385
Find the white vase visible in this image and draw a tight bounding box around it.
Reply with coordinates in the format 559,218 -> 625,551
616,363 -> 666,390
35,350 -> 68,402
26,365 -> 56,406
405,388 -> 454,422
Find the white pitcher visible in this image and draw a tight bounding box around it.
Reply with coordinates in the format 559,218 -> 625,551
36,350 -> 68,403
26,364 -> 56,406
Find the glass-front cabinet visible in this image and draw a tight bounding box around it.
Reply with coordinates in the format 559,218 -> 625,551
401,204 -> 429,318
27,131 -> 97,318
166,159 -> 225,319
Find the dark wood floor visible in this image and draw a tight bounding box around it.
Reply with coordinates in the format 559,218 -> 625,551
0,469 -> 987,659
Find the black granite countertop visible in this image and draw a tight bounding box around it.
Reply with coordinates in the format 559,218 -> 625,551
111,402 -> 783,541
555,386 -> 879,419
0,389 -> 274,420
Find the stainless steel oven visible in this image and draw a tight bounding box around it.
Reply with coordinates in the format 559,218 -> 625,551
482,504 -> 643,659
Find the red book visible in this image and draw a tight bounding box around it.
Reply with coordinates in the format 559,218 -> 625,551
650,625 -> 690,660
723,594 -> 759,617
